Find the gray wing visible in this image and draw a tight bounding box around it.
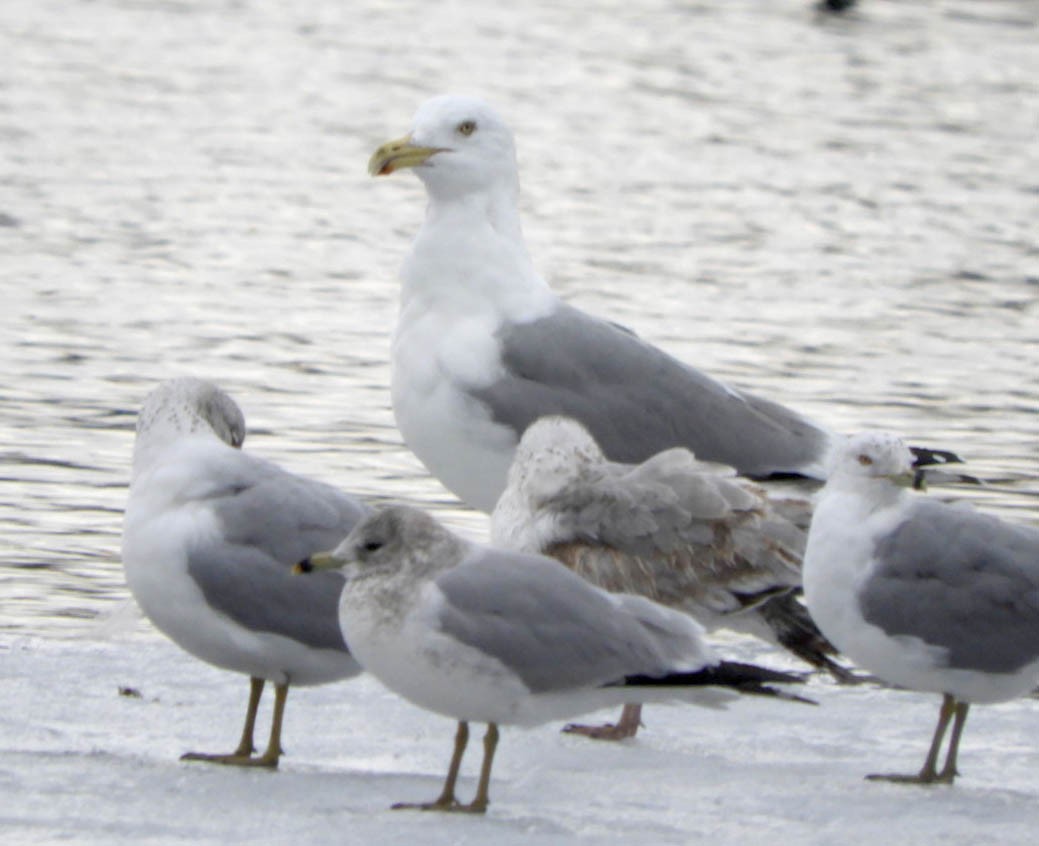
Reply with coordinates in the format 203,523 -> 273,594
187,453 -> 370,651
433,548 -> 705,693
540,453 -> 805,611
471,303 -> 834,479
860,500 -> 1039,674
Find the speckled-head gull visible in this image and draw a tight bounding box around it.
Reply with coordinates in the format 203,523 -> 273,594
299,504 -> 810,813
122,378 -> 370,768
491,415 -> 856,740
803,431 -> 1039,785
367,94 -> 961,513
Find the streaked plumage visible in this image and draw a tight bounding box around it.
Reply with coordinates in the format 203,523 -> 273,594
492,416 -> 850,737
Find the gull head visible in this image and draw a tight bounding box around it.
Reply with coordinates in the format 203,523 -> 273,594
828,432 -> 915,489
135,378 -> 246,452
297,504 -> 468,581
508,416 -> 606,502
368,95 -> 519,200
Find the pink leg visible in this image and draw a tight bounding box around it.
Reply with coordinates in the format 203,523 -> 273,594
563,703 -> 643,741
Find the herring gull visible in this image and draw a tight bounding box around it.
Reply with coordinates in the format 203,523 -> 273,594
121,378 -> 370,767
367,94 -> 960,512
802,431 -> 1039,784
491,415 -> 852,739
298,504 -> 810,813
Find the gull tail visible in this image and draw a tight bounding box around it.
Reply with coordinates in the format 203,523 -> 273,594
619,662 -> 816,705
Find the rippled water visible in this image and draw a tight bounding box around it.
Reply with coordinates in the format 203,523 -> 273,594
1,0 -> 1036,633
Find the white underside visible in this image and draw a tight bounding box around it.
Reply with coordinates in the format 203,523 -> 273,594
391,198 -> 558,513
340,579 -> 735,728
122,440 -> 360,687
804,490 -> 1039,705
391,348 -> 517,514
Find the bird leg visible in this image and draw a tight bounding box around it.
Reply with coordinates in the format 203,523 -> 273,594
182,676 -> 265,765
181,678 -> 287,768
935,701 -> 970,783
236,675 -> 265,756
393,721 -> 499,814
393,720 -> 471,811
867,694 -> 964,785
250,682 -> 289,768
465,722 -> 499,814
563,703 -> 643,740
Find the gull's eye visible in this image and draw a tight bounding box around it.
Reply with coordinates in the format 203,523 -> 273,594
363,539 -> 384,553
857,454 -> 873,466
457,120 -> 477,137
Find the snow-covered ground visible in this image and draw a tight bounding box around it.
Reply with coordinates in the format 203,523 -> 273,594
4,617 -> 1038,845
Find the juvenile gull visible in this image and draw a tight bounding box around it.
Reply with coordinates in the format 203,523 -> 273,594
492,416 -> 852,739
299,505 -> 810,813
122,378 -> 369,767
368,94 -> 960,512
803,431 -> 1039,784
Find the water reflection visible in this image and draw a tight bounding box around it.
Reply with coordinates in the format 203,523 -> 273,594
1,0 -> 1035,633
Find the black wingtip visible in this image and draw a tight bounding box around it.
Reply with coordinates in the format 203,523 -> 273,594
908,445 -> 963,468
815,0 -> 857,12
909,447 -> 985,486
710,661 -> 810,687
620,661 -> 816,704
759,592 -> 865,683
711,662 -> 818,705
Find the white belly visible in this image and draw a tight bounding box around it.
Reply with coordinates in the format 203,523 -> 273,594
803,494 -> 1038,705
123,483 -> 358,686
340,582 -> 532,724
392,311 -> 520,512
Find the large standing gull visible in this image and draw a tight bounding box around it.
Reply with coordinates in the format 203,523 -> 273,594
492,415 -> 852,739
298,504 -> 809,813
368,94 -> 959,513
122,378 -> 370,767
803,431 -> 1039,785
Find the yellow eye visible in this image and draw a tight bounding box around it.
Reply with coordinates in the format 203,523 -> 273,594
457,120 -> 477,136
857,454 -> 873,466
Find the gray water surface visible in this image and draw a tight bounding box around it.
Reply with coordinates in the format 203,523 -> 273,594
1,0 -> 1036,633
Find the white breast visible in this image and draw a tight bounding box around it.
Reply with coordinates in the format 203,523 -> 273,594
339,579 -> 531,724
122,442 -> 356,686
803,492 -> 1039,704
391,206 -> 557,512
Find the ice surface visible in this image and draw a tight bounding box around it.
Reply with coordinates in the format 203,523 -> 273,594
3,618 -> 1038,845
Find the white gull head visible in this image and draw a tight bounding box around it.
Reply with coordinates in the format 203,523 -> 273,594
131,378 -> 246,478
825,431 -> 915,493
408,95 -> 519,202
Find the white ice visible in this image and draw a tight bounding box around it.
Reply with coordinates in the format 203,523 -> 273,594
4,615 -> 1039,845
